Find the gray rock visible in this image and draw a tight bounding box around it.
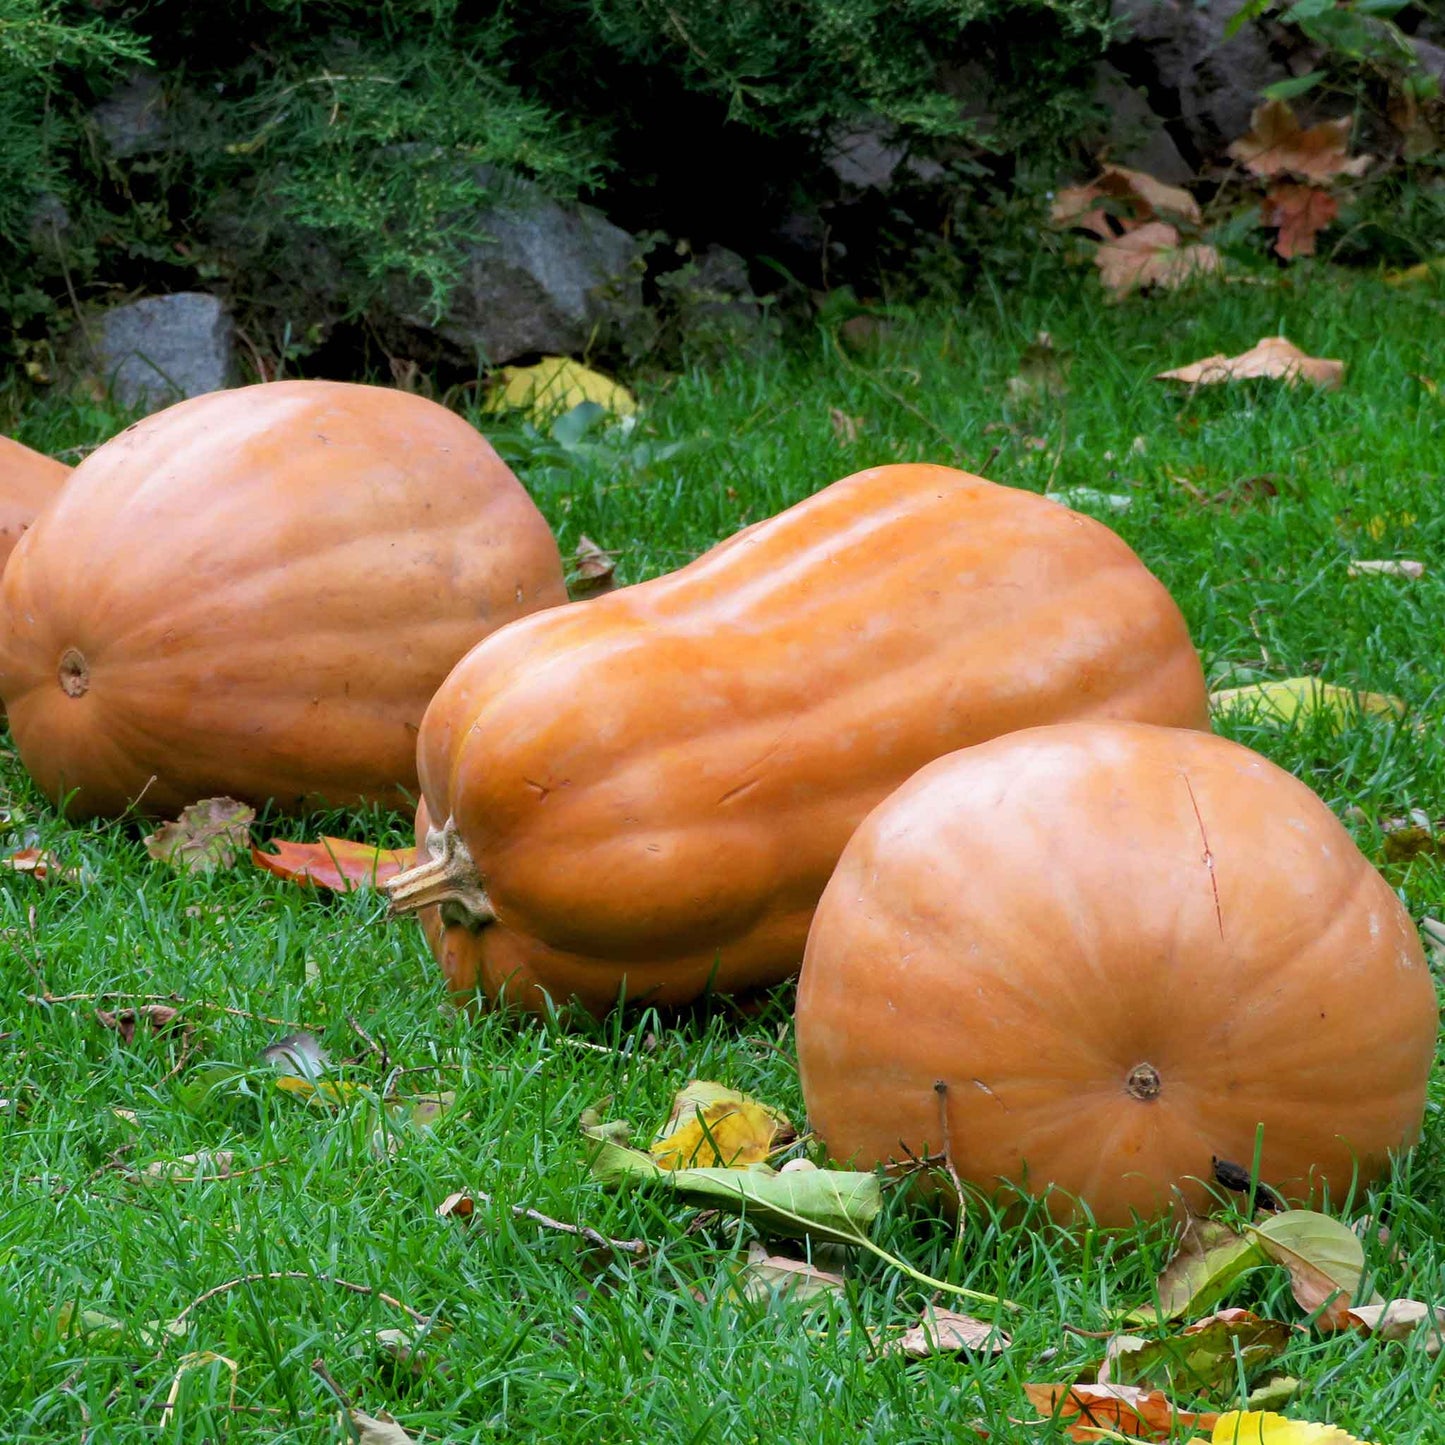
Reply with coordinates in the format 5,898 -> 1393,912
658,245 -> 772,360
85,293 -> 235,411
827,122 -> 907,191
401,174 -> 645,364
91,70 -> 167,159
1411,38 -> 1445,86
1110,0 -> 1291,159
1090,61 -> 1192,183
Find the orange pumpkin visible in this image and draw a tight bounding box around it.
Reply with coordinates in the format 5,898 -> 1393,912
388,463 -> 1211,1015
0,382 -> 566,816
1,435 -> 68,572
795,721 -> 1440,1228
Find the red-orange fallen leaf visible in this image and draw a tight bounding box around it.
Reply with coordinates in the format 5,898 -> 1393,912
1227,100 -> 1372,183
1052,165 -> 1201,239
1,847 -> 87,885
1154,336 -> 1343,389
1262,184 -> 1338,259
436,1191 -> 476,1222
1094,223 -> 1221,298
1025,1382 -> 1217,1441
251,837 -> 412,892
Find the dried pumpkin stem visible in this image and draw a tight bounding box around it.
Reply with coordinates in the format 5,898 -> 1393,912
384,816 -> 494,925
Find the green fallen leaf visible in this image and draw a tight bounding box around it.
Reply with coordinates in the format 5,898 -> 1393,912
1103,1309 -> 1293,1395
1136,1220 -> 1265,1322
1209,677 -> 1405,732
1250,1210 -> 1379,1322
584,1127 -> 880,1244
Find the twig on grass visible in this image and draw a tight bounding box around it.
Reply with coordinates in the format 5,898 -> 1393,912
172,1272 -> 432,1329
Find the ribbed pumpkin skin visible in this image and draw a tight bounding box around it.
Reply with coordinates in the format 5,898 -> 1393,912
407,464 -> 1211,1016
795,722 -> 1440,1228
0,436 -> 68,570
0,382 -> 566,817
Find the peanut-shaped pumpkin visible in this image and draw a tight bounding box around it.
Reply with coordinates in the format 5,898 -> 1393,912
0,382 -> 566,816
1,435 -> 67,572
796,721 -> 1439,1227
388,463 -> 1210,1015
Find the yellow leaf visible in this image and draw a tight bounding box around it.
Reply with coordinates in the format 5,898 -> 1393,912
1209,678 -> 1405,732
482,356 -> 637,422
1210,1409 -> 1377,1443
273,1076 -> 362,1107
1385,257 -> 1445,286
650,1081 -> 793,1170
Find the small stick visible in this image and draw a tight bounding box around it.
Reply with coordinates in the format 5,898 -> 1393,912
27,992 -> 302,1030
470,1188 -> 648,1257
933,1080 -> 968,1239
346,1014 -> 388,1072
172,1272 -> 431,1328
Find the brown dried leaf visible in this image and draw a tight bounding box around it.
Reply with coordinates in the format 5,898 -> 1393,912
95,1004 -> 183,1047
1155,336 -> 1343,389
1095,223 -> 1221,299
885,1307 -> 1009,1358
348,1408 -> 416,1445
1,847 -> 88,885
736,1242 -> 845,1305
1343,1300 -> 1445,1355
1024,1382 -> 1217,1441
569,535 -> 617,598
829,408 -> 863,444
436,1191 -> 475,1222
138,1149 -> 236,1183
144,798 -> 255,874
1262,184 -> 1338,259
1348,559 -> 1424,579
1051,165 -> 1201,237
1228,100 -> 1372,182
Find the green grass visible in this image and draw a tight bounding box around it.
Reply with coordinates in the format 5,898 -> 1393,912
5,260 -> 1445,1443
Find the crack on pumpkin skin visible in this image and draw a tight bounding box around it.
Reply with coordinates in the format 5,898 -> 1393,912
1181,773 -> 1224,940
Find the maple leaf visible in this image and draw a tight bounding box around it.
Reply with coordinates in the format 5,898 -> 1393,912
1227,100 -> 1371,183
1262,184 -> 1338,259
1155,337 -> 1343,389
1052,165 -> 1201,239
1094,222 -> 1221,298
144,797 -> 255,874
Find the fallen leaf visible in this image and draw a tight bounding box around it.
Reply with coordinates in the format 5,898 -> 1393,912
735,1242 -> 846,1306
274,1075 -> 363,1107
251,837 -> 411,891
1052,165 -> 1202,238
0,847 -> 88,885
650,1081 -> 794,1170
1209,678 -> 1404,732
1262,184 -> 1338,259
584,1125 -> 882,1244
1340,1299 -> 1445,1355
137,1150 -> 236,1183
568,535 -> 618,598
1095,222 -> 1222,298
1227,100 -> 1372,182
884,1306 -> 1009,1357
1025,1382 -> 1217,1441
1155,336 -> 1343,388
829,408 -> 863,443
1148,1220 -> 1263,1321
482,356 -> 637,422
94,1004 -> 183,1046
1245,1377 -> 1303,1411
348,1407 -> 417,1445
1201,1409 -> 1377,1443
1251,1210 -> 1374,1327
1102,1310 -> 1292,1394
144,798 -> 255,874
1347,559 -> 1424,579
436,1191 -> 475,1222
1385,256 -> 1445,286
375,1327 -> 449,1378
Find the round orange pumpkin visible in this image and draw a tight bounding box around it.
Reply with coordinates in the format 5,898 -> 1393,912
795,721 -> 1440,1228
1,435 -> 68,572
389,463 -> 1210,1016
0,381 -> 566,816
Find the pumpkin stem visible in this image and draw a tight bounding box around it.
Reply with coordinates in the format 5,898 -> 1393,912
385,815 -> 494,927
